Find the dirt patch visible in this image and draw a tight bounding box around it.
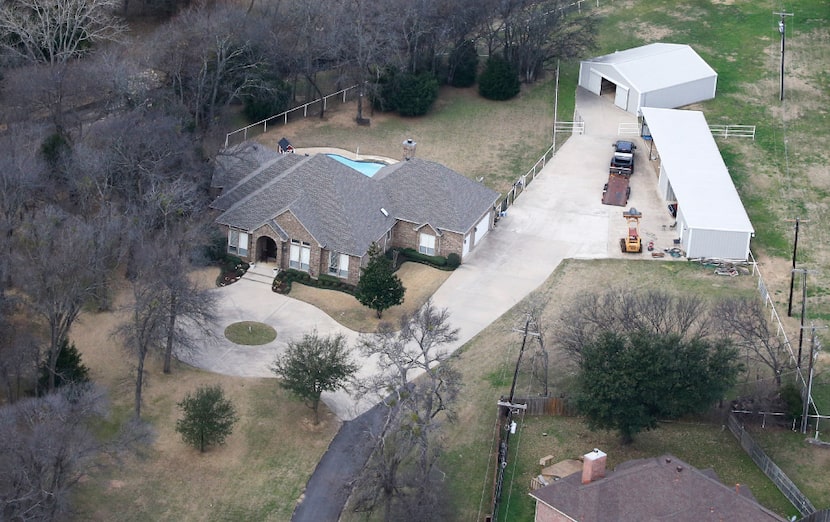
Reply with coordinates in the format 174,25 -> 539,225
285,262 -> 452,332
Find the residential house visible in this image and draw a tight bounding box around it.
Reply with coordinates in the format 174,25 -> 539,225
529,449 -> 786,522
210,142 -> 500,286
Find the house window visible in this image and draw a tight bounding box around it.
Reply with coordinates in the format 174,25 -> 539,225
289,240 -> 310,271
228,229 -> 249,257
386,229 -> 392,241
328,252 -> 349,278
419,232 -> 436,256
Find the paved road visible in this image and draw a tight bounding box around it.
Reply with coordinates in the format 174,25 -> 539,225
291,402 -> 385,522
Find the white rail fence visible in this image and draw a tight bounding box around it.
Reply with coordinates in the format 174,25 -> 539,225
224,85 -> 359,148
617,122 -> 640,136
709,124 -> 756,139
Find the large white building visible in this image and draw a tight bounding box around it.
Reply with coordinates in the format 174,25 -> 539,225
641,107 -> 754,261
579,43 -> 717,115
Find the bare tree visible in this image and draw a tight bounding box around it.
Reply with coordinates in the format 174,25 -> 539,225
355,300 -> 460,520
0,0 -> 124,134
0,125 -> 45,289
556,288 -> 709,365
0,384 -> 153,520
280,0 -> 342,117
15,206 -> 116,392
116,249 -> 168,419
150,5 -> 265,129
0,293 -> 39,403
710,298 -> 793,387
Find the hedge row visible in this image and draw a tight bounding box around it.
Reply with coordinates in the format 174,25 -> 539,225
272,269 -> 356,295
394,249 -> 460,271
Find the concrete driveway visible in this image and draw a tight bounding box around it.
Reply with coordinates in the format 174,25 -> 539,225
182,87 -> 682,421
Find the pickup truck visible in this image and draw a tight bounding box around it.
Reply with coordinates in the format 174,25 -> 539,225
610,140 -> 636,176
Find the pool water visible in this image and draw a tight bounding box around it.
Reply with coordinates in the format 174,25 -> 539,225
327,154 -> 387,177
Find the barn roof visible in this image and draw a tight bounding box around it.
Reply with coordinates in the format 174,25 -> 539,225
585,43 -> 717,94
641,107 -> 753,234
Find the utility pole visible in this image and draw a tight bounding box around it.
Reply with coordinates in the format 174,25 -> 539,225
794,268 -> 808,368
774,11 -> 794,101
800,324 -> 824,435
786,218 -> 808,316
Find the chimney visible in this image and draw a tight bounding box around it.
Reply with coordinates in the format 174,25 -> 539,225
582,449 -> 607,484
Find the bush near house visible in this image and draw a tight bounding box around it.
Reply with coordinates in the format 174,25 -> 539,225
216,256 -> 249,287
272,269 -> 356,295
394,248 -> 463,271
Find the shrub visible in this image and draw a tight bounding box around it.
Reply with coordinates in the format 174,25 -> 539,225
446,253 -> 461,269
395,72 -> 439,116
38,338 -> 90,392
176,385 -> 239,453
400,248 -> 448,267
478,55 -> 520,101
779,382 -> 803,421
448,40 -> 478,88
242,77 -> 292,122
374,69 -> 439,116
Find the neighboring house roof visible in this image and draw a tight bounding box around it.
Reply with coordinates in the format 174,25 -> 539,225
641,107 -> 754,234
529,454 -> 785,522
212,144 -> 500,258
374,158 -> 500,234
584,43 -> 717,94
214,153 -> 395,257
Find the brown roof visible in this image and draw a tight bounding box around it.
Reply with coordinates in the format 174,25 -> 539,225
529,454 -> 786,522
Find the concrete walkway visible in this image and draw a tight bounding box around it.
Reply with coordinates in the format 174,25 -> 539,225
182,87 -> 681,421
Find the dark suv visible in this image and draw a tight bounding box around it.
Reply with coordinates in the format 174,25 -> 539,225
610,140 -> 636,176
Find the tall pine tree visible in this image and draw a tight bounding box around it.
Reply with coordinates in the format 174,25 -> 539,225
355,243 -> 405,319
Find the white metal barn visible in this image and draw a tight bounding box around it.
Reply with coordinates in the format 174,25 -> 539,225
641,107 -> 754,260
578,43 -> 717,115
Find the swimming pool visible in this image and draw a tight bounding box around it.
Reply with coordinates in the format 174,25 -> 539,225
327,154 -> 387,177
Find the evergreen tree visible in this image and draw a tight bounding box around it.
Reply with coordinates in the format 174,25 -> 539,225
575,330 -> 741,444
478,55 -> 520,101
176,385 -> 238,452
448,40 -> 478,88
355,243 -> 405,319
38,338 -> 89,392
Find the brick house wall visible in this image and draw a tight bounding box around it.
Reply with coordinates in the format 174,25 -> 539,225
250,225 -> 282,264
274,211 -> 322,277
390,221 -> 465,259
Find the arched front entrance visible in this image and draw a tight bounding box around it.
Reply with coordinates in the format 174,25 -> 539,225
257,236 -> 278,263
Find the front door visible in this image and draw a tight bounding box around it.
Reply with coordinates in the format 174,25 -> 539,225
257,236 -> 277,263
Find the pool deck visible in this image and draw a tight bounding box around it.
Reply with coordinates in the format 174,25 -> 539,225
294,147 -> 398,165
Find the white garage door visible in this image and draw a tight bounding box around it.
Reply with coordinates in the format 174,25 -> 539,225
473,214 -> 489,246
614,85 -> 629,110
587,69 -> 602,95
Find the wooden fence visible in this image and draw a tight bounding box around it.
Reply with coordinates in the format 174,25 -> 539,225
512,396 -> 573,416
727,413 -> 816,516
799,510 -> 830,522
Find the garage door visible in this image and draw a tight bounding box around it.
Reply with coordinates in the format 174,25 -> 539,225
473,214 -> 489,246
614,85 -> 629,110
587,69 -> 602,95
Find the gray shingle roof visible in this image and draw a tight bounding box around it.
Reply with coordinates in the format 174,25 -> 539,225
529,454 -> 785,522
213,146 -> 500,257
212,141 -> 282,190
215,154 -> 395,256
374,158 -> 499,234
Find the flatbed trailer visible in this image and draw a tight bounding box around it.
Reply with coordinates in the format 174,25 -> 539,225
602,173 -> 631,206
